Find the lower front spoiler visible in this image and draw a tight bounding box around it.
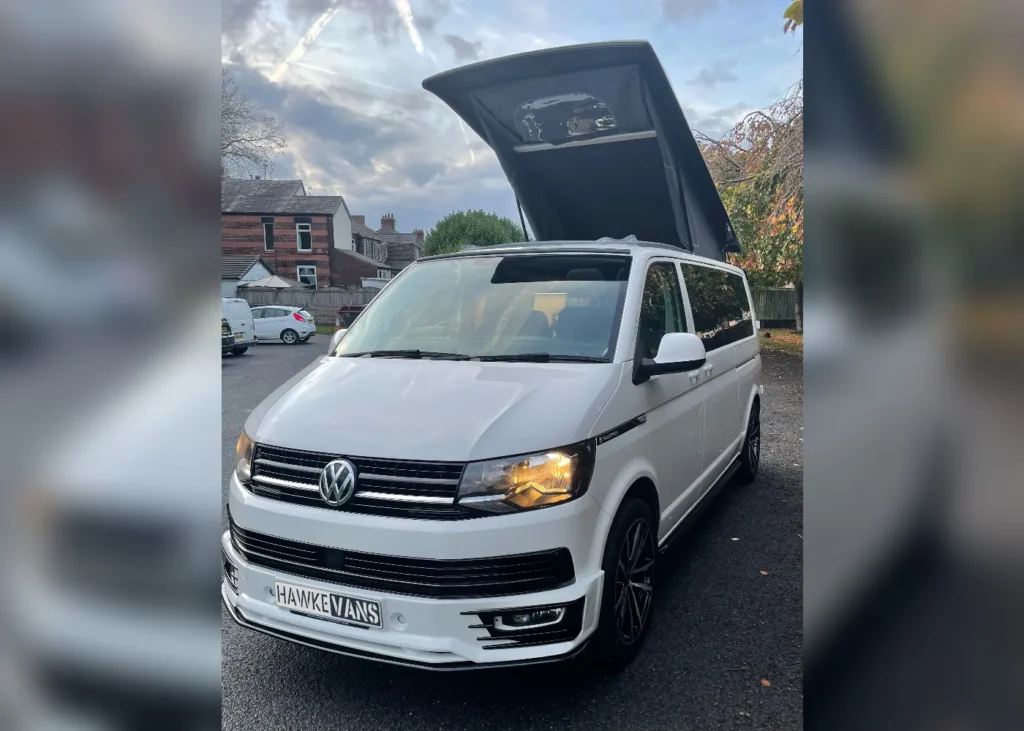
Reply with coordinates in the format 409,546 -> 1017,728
222,585 -> 590,671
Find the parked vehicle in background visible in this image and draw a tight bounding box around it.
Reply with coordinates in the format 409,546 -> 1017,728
335,305 -> 365,331
249,306 -> 315,345
222,298 -> 256,355
221,318 -> 234,354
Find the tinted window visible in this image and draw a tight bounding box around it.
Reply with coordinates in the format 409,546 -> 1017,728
681,265 -> 753,351
637,262 -> 687,360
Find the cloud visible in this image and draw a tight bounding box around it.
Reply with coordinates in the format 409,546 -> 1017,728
223,63 -> 508,227
687,59 -> 738,90
222,0 -> 267,38
663,0 -> 717,23
443,33 -> 483,62
684,101 -> 751,139
406,162 -> 445,186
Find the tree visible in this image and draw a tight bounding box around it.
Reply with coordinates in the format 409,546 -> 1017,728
222,69 -> 287,178
422,210 -> 525,257
783,0 -> 804,34
697,81 -> 804,331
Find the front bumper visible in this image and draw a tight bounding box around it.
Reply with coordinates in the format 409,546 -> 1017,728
222,481 -> 605,668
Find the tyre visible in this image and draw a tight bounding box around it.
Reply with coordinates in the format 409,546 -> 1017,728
281,329 -> 298,345
231,346 -> 248,356
588,497 -> 657,671
736,398 -> 761,484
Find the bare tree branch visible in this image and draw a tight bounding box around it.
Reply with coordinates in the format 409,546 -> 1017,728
222,69 -> 287,177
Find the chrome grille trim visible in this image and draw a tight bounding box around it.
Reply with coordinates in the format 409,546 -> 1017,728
359,473 -> 460,486
249,444 -> 471,519
254,458 -> 322,475
251,475 -> 320,493
354,491 -> 455,505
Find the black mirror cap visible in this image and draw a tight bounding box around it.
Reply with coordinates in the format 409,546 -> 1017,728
632,355 -> 707,385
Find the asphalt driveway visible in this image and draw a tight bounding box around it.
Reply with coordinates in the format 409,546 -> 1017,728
221,344 -> 803,730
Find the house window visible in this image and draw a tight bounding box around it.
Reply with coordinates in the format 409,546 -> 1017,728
261,217 -> 274,251
351,234 -> 356,250
377,268 -> 390,279
355,237 -> 364,255
297,265 -> 317,289
373,242 -> 380,260
296,223 -> 312,251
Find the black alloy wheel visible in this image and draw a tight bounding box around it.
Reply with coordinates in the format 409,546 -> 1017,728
614,518 -> 655,645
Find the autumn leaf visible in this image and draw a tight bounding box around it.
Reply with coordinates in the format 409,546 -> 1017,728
783,0 -> 803,34
761,678 -> 771,687
759,570 -> 769,576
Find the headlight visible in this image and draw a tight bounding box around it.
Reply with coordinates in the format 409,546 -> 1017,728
456,440 -> 596,513
235,431 -> 255,483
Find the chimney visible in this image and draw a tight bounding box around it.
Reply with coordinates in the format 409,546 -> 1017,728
414,229 -> 424,244
352,215 -> 365,225
381,213 -> 396,231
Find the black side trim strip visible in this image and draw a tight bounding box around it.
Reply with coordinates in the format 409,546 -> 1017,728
596,414 -> 647,445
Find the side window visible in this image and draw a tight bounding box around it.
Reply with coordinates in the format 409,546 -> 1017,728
681,265 -> 754,351
637,262 -> 687,360
250,309 -> 264,319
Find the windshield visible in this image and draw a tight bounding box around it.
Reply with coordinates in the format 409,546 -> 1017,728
333,254 -> 631,360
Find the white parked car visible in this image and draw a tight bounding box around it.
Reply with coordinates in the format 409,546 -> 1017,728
222,297 -> 256,355
250,306 -> 316,345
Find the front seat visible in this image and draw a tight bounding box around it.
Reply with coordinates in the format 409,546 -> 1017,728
516,310 -> 552,339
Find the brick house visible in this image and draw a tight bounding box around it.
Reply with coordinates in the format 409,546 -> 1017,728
377,214 -> 425,273
329,214 -> 393,287
221,179 -> 351,290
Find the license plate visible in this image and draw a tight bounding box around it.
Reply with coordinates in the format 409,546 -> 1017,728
274,581 -> 382,628
235,333 -> 244,339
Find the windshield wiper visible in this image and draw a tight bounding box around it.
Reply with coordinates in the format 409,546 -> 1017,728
473,353 -> 607,363
342,349 -> 470,360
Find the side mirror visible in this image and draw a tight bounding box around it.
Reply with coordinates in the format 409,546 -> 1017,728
633,332 -> 707,385
328,328 -> 347,353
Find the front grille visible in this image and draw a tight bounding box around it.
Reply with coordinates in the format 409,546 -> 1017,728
228,514 -> 575,599
248,444 -> 473,520
463,598 -> 586,649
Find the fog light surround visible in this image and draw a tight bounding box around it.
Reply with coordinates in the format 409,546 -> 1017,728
494,606 -> 566,632
222,552 -> 238,593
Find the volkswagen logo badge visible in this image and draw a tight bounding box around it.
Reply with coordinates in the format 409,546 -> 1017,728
319,459 -> 357,507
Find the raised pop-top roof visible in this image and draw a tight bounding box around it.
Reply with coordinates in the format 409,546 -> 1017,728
423,41 -> 741,262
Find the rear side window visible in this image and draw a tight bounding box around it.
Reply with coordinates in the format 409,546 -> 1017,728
636,262 -> 687,360
681,264 -> 753,351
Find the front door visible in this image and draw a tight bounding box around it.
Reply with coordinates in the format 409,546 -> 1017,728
635,259 -> 705,539
252,308 -> 272,339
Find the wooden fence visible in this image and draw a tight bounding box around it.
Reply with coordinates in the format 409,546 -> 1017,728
752,288 -> 796,323
238,287 -> 379,326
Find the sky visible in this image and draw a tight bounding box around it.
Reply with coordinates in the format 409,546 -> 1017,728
222,0 -> 802,236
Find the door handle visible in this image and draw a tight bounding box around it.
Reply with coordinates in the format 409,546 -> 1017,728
702,364 -> 714,376
688,371 -> 700,384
